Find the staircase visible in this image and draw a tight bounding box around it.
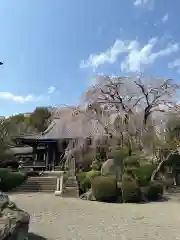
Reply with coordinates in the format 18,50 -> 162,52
62,176 -> 79,198
13,176 -> 57,193
13,174 -> 79,197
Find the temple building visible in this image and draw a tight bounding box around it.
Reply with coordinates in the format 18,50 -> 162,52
11,107 -> 107,170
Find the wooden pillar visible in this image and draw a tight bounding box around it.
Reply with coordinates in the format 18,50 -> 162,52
52,145 -> 55,170
45,146 -> 49,170
33,146 -> 37,165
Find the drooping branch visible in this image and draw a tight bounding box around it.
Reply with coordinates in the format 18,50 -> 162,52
133,78 -> 179,125
151,149 -> 178,181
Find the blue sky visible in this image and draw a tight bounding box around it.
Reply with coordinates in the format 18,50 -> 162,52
0,0 -> 180,116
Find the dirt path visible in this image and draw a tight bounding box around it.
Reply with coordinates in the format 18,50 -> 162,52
9,193 -> 180,240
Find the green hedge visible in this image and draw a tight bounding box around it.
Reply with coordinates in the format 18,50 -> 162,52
134,164 -> 156,186
77,170 -> 101,194
121,180 -> 141,203
142,181 -> 164,201
86,170 -> 101,180
91,176 -> 118,202
0,168 -> 26,192
107,149 -> 129,167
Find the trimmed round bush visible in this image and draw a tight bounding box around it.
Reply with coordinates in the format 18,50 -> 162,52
80,177 -> 91,194
76,172 -> 86,183
122,173 -> 134,182
77,172 -> 91,194
86,170 -> 101,180
134,164 -> 156,186
123,155 -> 140,169
77,170 -> 101,194
107,149 -> 129,167
91,160 -> 101,171
121,180 -> 141,203
91,176 -> 118,202
142,181 -> 164,201
0,168 -> 26,192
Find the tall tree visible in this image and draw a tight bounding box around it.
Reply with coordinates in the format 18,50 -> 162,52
29,107 -> 51,132
81,75 -> 180,155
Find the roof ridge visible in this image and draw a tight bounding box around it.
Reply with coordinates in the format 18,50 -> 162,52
42,120 -> 56,135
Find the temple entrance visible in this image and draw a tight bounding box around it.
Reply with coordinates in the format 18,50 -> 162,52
12,136 -> 70,171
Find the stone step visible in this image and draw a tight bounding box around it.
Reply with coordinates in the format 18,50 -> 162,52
21,184 -> 56,187
64,177 -> 78,187
22,181 -> 57,185
13,176 -> 57,193
63,187 -> 79,198
24,179 -> 57,184
65,178 -> 78,184
26,177 -> 57,180
14,189 -> 54,193
65,180 -> 78,186
17,185 -> 56,189
18,184 -> 56,189
17,189 -> 55,193
65,183 -> 78,188
14,188 -> 55,193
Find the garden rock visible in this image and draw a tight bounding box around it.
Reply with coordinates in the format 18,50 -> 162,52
80,189 -> 96,201
0,192 -> 30,240
101,158 -> 122,180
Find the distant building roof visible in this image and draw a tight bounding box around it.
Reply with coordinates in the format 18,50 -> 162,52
13,107 -> 107,141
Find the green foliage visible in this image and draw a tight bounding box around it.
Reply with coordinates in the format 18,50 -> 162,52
134,164 -> 156,186
77,172 -> 90,194
77,170 -> 101,194
29,107 -> 51,132
168,153 -> 180,171
0,159 -> 19,169
122,173 -> 134,182
80,177 -> 91,194
81,152 -> 96,171
107,148 -> 129,168
76,172 -> 86,183
86,170 -> 101,180
123,155 -> 140,169
91,176 -> 118,202
142,181 -> 164,201
121,180 -> 141,203
0,168 -> 26,192
91,160 -> 101,171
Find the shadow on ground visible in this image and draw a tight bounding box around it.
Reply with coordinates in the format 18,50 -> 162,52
28,232 -> 47,240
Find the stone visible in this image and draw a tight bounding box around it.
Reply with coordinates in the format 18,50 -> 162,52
54,191 -> 63,196
0,192 -> 30,240
80,189 -> 96,201
101,158 -> 122,181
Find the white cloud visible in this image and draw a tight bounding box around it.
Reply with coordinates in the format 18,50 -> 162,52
80,40 -> 129,70
162,13 -> 169,23
0,92 -> 42,103
80,36 -> 179,73
168,58 -> 180,73
0,86 -> 57,104
134,0 -> 154,9
48,86 -> 56,94
121,39 -> 179,72
134,0 -> 149,6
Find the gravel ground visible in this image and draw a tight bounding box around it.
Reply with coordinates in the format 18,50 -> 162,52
9,193 -> 180,240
